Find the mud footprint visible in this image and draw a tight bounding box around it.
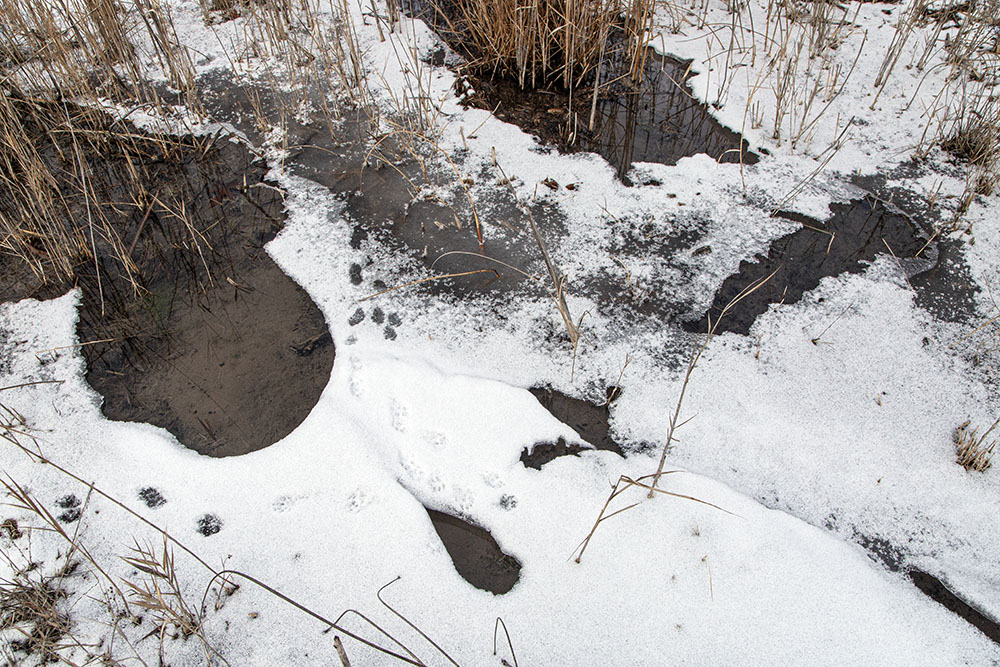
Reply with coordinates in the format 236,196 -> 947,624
139,487 -> 166,508
55,494 -> 81,523
345,306 -> 402,340
198,514 -> 223,536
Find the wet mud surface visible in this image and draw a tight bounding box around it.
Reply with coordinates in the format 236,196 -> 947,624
0,104 -> 333,456
426,508 -> 521,594
686,197 -> 931,335
909,569 -> 1000,645
522,387 -> 625,468
75,139 -> 334,457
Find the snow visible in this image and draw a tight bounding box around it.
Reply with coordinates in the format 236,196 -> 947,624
2,0 -> 999,663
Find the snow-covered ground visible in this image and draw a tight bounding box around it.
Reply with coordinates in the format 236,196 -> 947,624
2,0 -> 999,664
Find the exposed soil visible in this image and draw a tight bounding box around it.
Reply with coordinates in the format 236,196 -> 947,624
426,508 -> 521,594
522,386 -> 626,468
686,197 -> 932,335
0,102 -> 333,457
909,569 -> 1000,645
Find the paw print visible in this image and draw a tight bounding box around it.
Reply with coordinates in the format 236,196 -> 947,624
139,487 -> 166,508
428,472 -> 446,494
348,355 -> 363,397
452,487 -> 474,514
346,488 -> 372,513
198,514 -> 223,536
398,454 -> 426,482
422,430 -> 447,450
482,471 -> 504,488
272,496 -> 295,513
390,399 -> 409,433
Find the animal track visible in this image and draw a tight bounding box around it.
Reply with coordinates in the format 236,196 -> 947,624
198,514 -> 223,536
452,487 -> 474,514
428,472 -> 446,494
56,494 -> 81,523
345,305 -> 402,340
272,496 -> 295,513
422,430 -> 447,450
482,471 -> 504,488
348,355 -> 363,397
391,399 -> 409,433
399,454 -> 426,482
346,488 -> 371,513
139,487 -> 166,508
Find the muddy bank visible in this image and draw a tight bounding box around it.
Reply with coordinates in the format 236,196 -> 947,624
74,135 -> 334,457
426,508 -> 521,594
522,387 -> 626,468
0,102 -> 334,456
909,570 -> 1000,645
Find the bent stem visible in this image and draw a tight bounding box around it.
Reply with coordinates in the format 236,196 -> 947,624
648,269 -> 778,497
495,162 -> 579,346
574,472 -> 738,563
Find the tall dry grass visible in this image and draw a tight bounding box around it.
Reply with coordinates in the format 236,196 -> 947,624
426,0 -> 655,90
877,0 -> 1000,225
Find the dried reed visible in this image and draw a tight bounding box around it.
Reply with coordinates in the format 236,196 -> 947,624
955,418 -> 998,472
426,0 -> 655,90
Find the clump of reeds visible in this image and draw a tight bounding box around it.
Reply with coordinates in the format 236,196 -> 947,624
955,418 -> 997,472
0,0 -> 207,290
0,0 -> 198,109
0,566 -> 72,662
123,537 -> 204,640
0,85 -> 209,297
426,0 -> 655,89
879,0 -> 1000,225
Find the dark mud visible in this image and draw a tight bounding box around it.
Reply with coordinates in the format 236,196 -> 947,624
406,3 -> 756,181
686,197 -> 930,335
426,508 -> 521,594
76,138 -> 334,457
0,102 -> 334,457
522,387 -> 625,468
909,570 -> 1000,645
